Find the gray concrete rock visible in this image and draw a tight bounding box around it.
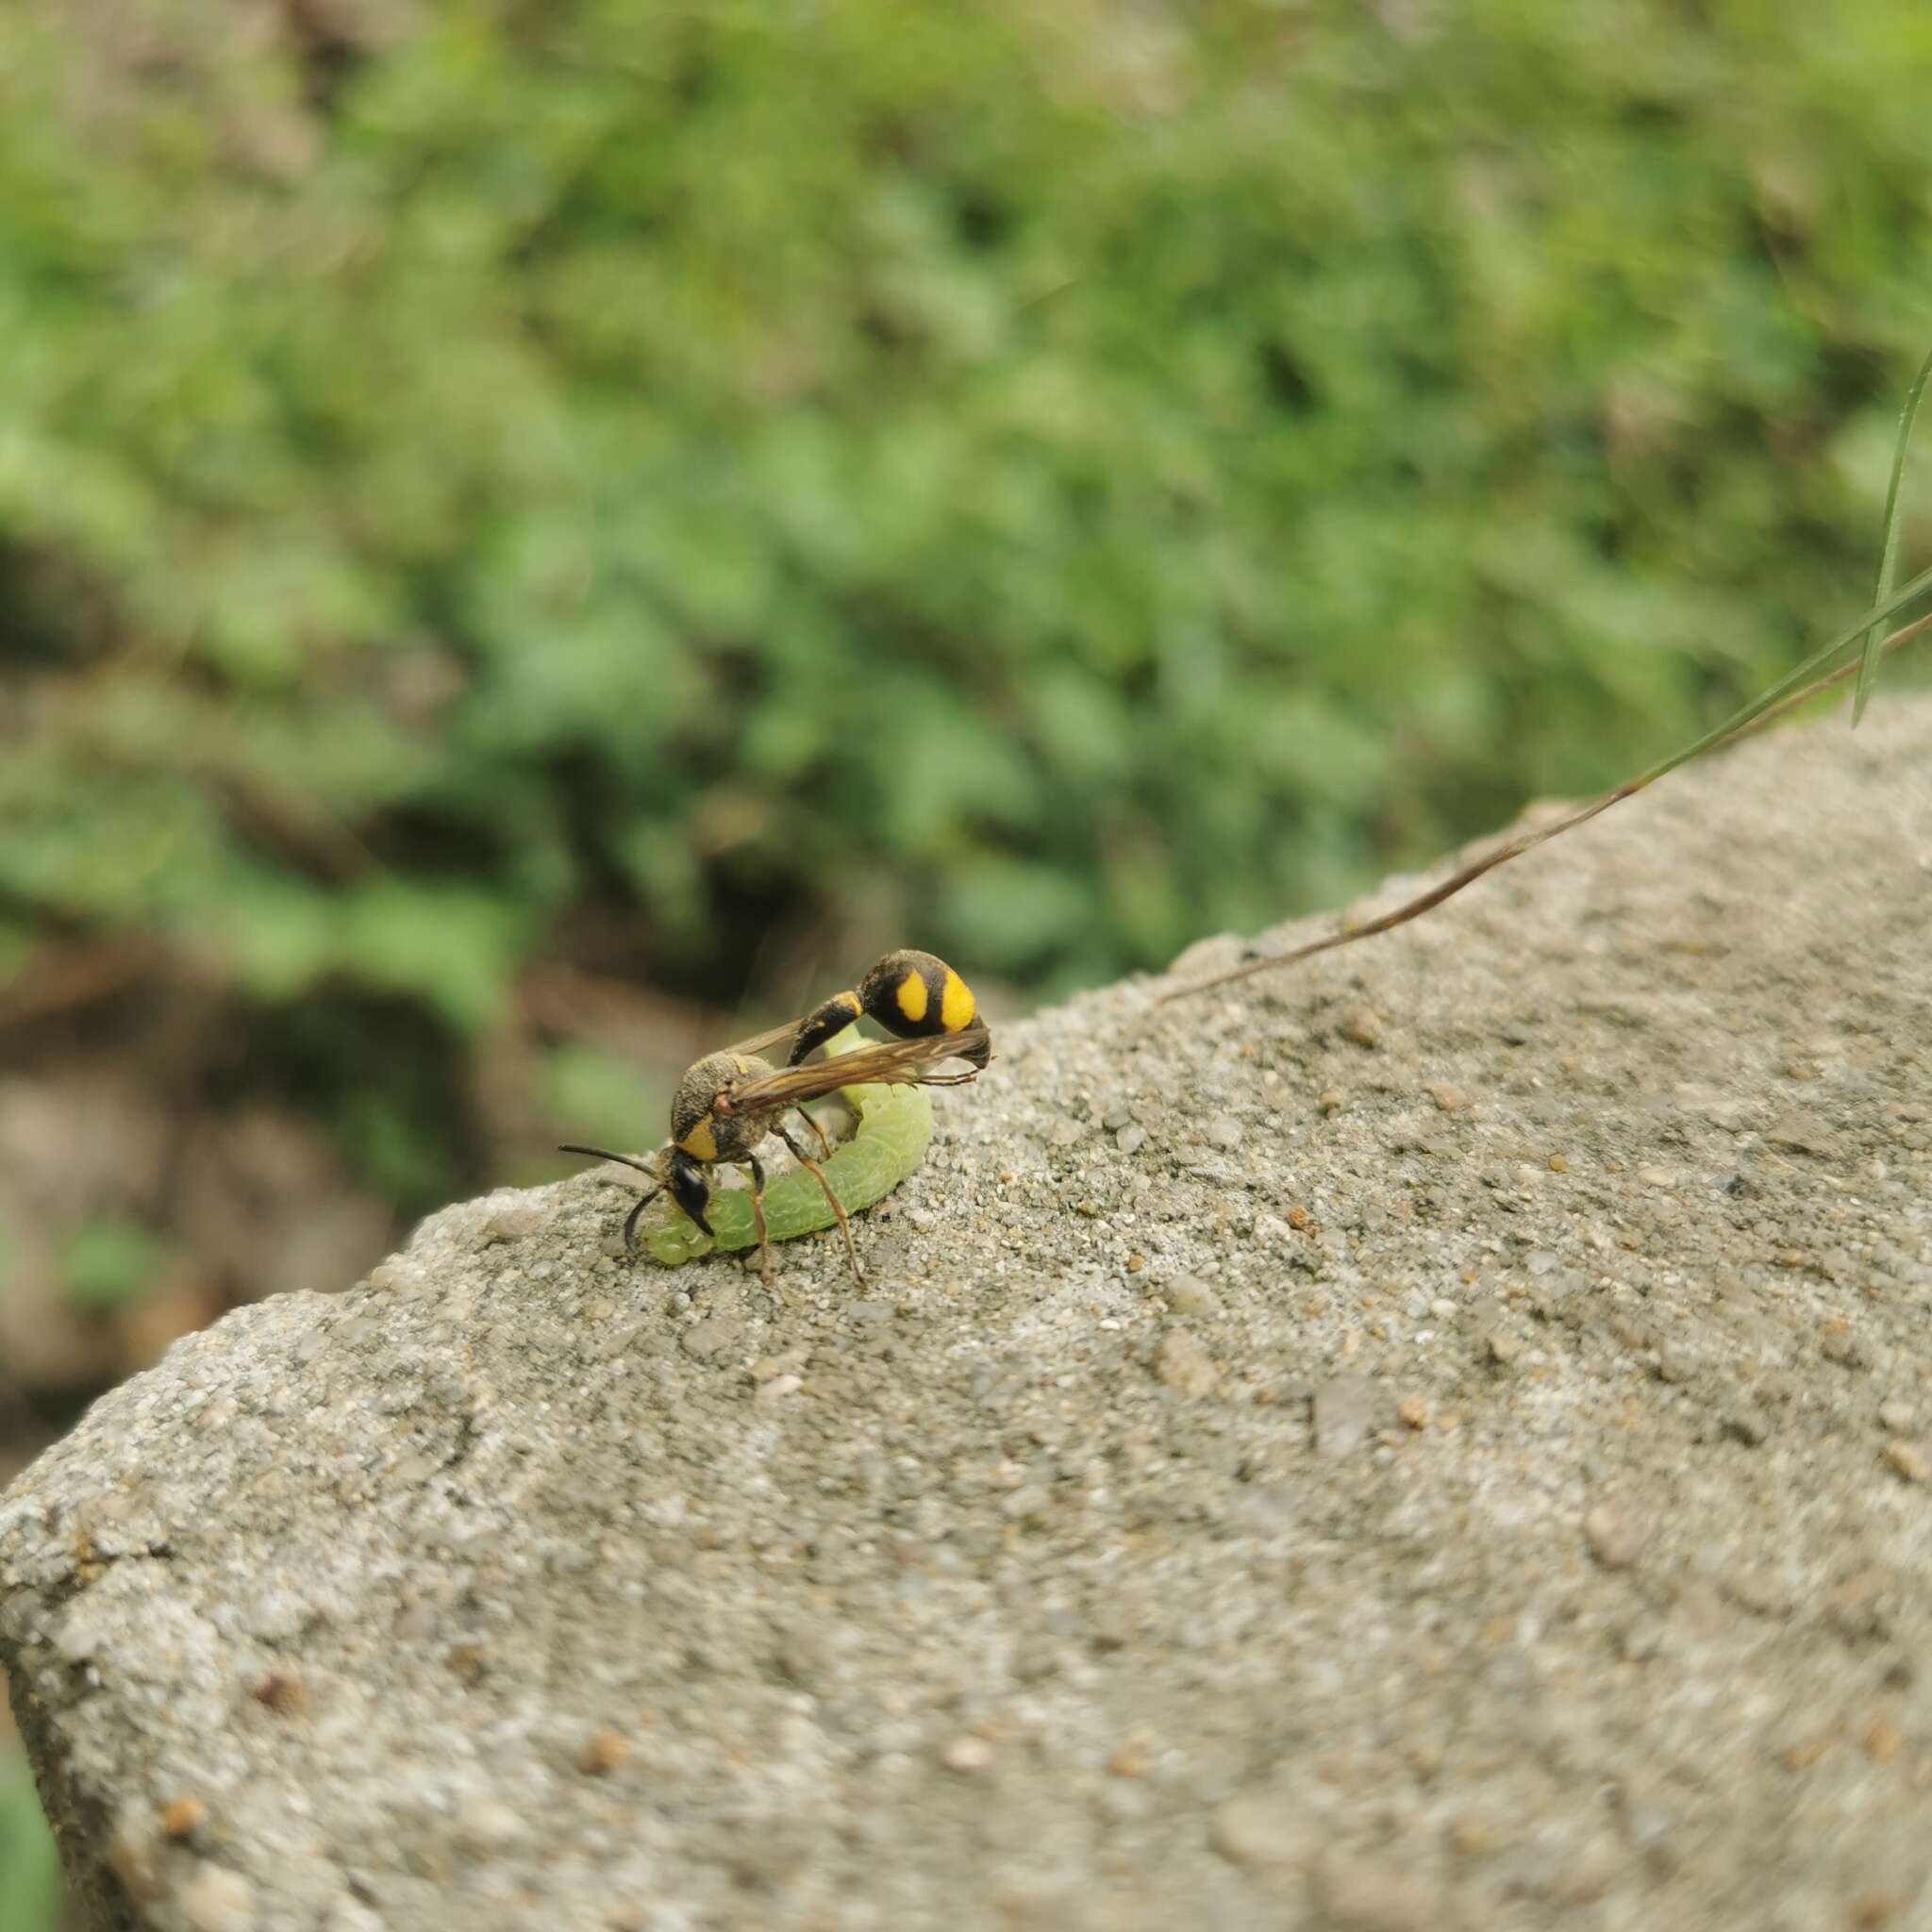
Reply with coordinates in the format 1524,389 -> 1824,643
7,699 -> 1932,1932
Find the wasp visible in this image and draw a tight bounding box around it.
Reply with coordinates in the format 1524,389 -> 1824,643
561,951 -> 991,1287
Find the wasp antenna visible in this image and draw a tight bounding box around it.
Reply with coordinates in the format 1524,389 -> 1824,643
558,1143 -> 658,1178
621,1188 -> 665,1250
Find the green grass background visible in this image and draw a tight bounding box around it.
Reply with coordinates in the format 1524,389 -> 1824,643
2,0 -> 1930,1909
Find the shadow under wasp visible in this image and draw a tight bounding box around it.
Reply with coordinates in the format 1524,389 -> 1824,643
560,950 -> 991,1288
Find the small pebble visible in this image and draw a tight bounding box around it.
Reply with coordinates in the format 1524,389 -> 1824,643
1485,1330 -> 1523,1366
1862,1716 -> 1905,1763
175,1865 -> 255,1932
1208,1790 -> 1307,1871
1157,1329 -> 1220,1398
1002,1486 -> 1052,1524
1824,1570 -> 1890,1636
446,1644 -> 487,1685
1125,1253 -> 1145,1274
1313,1374 -> 1376,1457
1309,1852 -> 1439,1930
1448,1815 -> 1502,1858
1820,1324 -> 1868,1369
1206,1120 -> 1243,1152
1164,1274 -> 1222,1318
250,1671 -> 310,1717
1341,1006 -> 1385,1048
454,1792 -> 526,1853
478,1205 -> 544,1245
1286,1205 -> 1312,1232
107,1816 -> 162,1906
1426,1083 -> 1470,1113
1548,1153 -> 1569,1173
940,1735 -> 995,1774
1767,1112 -> 1840,1157
1115,1124 -> 1147,1156
158,1797 -> 208,1840
1317,1089 -> 1344,1112
1722,1407 -> 1772,1447
1881,1441 -> 1929,1484
1847,1892 -> 1906,1929
1584,1502 -> 1645,1570
1619,1618 -> 1664,1662
680,1316 -> 742,1362
54,1611 -> 103,1664
1877,1400 -> 1915,1434
577,1727 -> 630,1775
1396,1395 -> 1429,1430
1102,1104 -> 1134,1132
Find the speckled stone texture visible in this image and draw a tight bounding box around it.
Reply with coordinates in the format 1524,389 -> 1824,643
5,698 -> 1931,1932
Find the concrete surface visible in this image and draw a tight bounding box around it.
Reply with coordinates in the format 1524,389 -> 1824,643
4,696 -> 1930,1932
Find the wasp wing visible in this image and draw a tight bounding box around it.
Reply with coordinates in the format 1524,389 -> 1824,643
722,1015 -> 809,1060
723,1026 -> 991,1113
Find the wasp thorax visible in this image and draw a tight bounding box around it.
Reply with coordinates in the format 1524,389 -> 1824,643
672,1049 -> 778,1164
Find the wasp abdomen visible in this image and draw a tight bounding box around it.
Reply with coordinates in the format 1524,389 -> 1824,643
858,949 -> 984,1063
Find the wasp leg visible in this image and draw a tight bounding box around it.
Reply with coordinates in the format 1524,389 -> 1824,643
746,1153 -> 774,1286
780,1117 -> 865,1288
800,1108 -> 836,1160
668,1152 -> 715,1239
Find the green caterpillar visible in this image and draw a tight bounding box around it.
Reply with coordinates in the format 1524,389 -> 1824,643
640,1027 -> 931,1265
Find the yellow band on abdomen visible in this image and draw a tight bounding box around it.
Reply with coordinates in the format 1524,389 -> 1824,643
894,973 -> 929,1024
940,968 -> 975,1033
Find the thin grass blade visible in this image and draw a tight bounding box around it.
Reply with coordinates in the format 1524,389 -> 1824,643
1632,558 -> 1932,790
1854,343 -> 1932,724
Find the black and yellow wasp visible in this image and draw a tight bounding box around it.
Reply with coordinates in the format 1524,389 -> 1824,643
561,950 -> 990,1287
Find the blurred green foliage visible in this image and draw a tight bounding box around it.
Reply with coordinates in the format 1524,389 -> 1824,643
58,1216 -> 171,1315
0,0 -> 1928,1219
0,1756 -> 60,1932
